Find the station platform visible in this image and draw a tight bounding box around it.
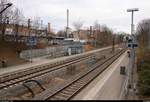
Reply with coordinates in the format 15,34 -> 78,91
0,46 -> 112,76
72,51 -> 129,100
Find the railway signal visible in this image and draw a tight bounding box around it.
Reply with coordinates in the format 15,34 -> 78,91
127,43 -> 138,48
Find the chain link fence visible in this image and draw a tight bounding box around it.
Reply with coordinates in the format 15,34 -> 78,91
20,46 -> 68,60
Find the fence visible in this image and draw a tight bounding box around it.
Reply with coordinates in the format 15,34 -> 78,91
20,46 -> 69,60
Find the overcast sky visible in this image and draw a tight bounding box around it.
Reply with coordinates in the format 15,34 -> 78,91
10,0 -> 150,33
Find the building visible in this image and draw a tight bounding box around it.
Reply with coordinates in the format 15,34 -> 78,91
0,22 -> 54,37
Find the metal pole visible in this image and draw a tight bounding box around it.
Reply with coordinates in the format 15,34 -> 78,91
28,19 -> 32,63
131,10 -> 136,88
126,8 -> 139,99
131,11 -> 134,36
112,35 -> 115,53
90,26 -> 93,45
95,29 -> 97,47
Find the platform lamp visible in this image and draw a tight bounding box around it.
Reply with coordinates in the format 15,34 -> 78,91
126,8 -> 139,95
0,3 -> 13,15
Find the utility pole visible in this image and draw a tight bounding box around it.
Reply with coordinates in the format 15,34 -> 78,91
95,27 -> 97,48
126,8 -> 139,99
112,34 -> 115,53
127,8 -> 139,41
28,19 -> 32,63
90,26 -> 93,45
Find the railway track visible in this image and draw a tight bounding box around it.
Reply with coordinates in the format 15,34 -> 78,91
0,48 -> 112,90
32,49 -> 126,100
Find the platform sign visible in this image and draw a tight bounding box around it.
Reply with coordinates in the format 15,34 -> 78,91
26,36 -> 37,46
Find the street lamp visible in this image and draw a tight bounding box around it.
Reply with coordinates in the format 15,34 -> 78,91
0,3 -> 13,15
126,8 -> 139,98
127,8 -> 139,36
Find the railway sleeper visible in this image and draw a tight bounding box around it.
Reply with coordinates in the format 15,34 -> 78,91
7,74 -> 17,80
76,80 -> 87,84
0,77 -> 7,83
39,66 -> 45,70
19,76 -> 32,81
23,75 -> 32,79
51,95 -> 68,100
72,82 -> 86,87
68,86 -> 80,91
56,92 -> 71,98
0,83 -> 6,88
64,88 -> 78,93
71,86 -> 82,92
17,77 -> 26,81
9,80 -> 18,84
49,97 -> 63,100
12,78 -> 20,82
3,76 -> 12,82
72,83 -> 85,87
0,77 -> 4,83
78,79 -> 90,83
16,76 -> 27,81
4,81 -> 12,85
61,90 -> 74,95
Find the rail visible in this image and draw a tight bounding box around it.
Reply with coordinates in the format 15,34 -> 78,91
0,47 -> 113,91
32,49 -> 126,100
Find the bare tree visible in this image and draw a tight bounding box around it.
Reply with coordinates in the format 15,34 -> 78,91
0,0 -> 24,41
93,20 -> 100,31
92,20 -> 101,47
0,0 -> 9,22
32,16 -> 41,36
137,19 -> 150,58
136,19 -> 150,71
72,21 -> 84,40
57,30 -> 66,37
0,0 -> 12,40
102,25 -> 113,45
12,8 -> 23,42
115,32 -> 126,44
93,22 -> 113,47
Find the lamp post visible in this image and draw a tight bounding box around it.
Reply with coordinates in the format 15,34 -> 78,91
27,19 -> 33,63
126,8 -> 139,98
0,3 -> 13,15
127,8 -> 139,37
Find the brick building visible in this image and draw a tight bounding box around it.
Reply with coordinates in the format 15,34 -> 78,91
0,22 -> 54,37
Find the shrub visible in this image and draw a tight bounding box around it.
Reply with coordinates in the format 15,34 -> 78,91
138,51 -> 150,97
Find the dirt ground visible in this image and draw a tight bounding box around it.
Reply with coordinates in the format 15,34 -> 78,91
0,40 -> 53,67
